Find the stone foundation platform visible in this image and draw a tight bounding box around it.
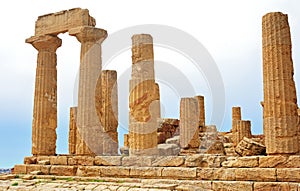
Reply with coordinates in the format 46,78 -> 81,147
13,154 -> 300,190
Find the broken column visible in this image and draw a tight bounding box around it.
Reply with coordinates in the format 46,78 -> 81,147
129,34 -> 160,155
195,95 -> 205,128
179,97 -> 200,150
231,106 -> 241,133
262,12 -> 299,155
232,120 -> 252,146
97,70 -> 118,155
69,26 -> 107,155
26,35 -> 62,156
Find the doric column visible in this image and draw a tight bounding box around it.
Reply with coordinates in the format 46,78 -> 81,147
68,107 -> 77,155
232,120 -> 252,146
26,35 -> 62,156
129,34 -> 160,155
69,26 -> 107,155
231,106 -> 241,132
262,12 -> 299,155
195,95 -> 205,128
97,70 -> 118,155
180,97 -> 200,149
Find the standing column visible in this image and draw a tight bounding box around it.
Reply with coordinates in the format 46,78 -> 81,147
231,106 -> 241,132
97,70 -> 118,155
129,34 -> 160,155
68,107 -> 77,155
232,120 -> 252,146
26,35 -> 62,156
180,98 -> 200,150
195,95 -> 205,128
262,12 -> 299,155
69,26 -> 107,155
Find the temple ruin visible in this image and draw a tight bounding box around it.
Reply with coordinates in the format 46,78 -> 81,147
12,9 -> 300,190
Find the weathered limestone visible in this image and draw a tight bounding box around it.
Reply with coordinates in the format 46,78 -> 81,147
157,118 -> 179,144
231,106 -> 241,132
69,26 -> 107,155
97,70 -> 118,155
26,35 -> 62,156
35,8 -> 96,36
194,95 -> 205,128
129,34 -> 160,155
68,107 -> 77,154
262,12 -> 299,155
235,137 -> 266,156
179,98 -> 200,149
232,120 -> 252,146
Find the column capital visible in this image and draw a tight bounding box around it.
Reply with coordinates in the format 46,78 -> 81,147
26,35 -> 62,52
69,26 -> 107,43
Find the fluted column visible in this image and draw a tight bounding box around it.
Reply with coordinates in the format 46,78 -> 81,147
129,34 -> 160,155
180,97 -> 200,149
68,107 -> 77,155
232,120 -> 252,146
97,70 -> 118,155
231,106 -> 241,133
69,26 -> 107,155
26,35 -> 62,156
195,95 -> 205,128
262,12 -> 299,155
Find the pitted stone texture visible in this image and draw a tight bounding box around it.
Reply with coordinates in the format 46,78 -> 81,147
68,107 -> 77,154
235,137 -> 266,156
26,35 -> 62,156
69,26 -> 107,156
94,156 -> 122,166
35,8 -> 95,36
157,118 -> 179,144
179,98 -> 200,149
232,120 -> 252,147
152,156 -> 185,167
222,156 -> 258,168
262,12 -> 299,155
185,154 -> 226,168
194,95 -> 205,128
212,181 -> 253,191
157,144 -> 180,156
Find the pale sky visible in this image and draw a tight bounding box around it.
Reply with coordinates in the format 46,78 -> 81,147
0,0 -> 299,168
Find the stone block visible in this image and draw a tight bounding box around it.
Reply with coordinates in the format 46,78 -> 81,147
94,156 -> 122,166
214,168 -> 236,181
254,182 -> 298,191
26,165 -> 41,174
152,156 -> 185,167
38,160 -> 50,165
122,156 -> 154,167
277,168 -> 300,182
212,181 -> 253,191
130,167 -> 162,178
67,156 -> 94,166
185,154 -> 226,168
196,168 -> 214,180
50,156 -> 68,165
76,166 -> 101,177
258,156 -> 287,168
157,143 -> 180,156
222,156 -> 258,168
235,168 -> 276,181
13,164 -> 26,174
235,137 -> 266,156
40,165 -> 51,175
24,156 -> 37,164
99,166 -> 130,177
50,165 -> 77,176
162,167 -> 197,178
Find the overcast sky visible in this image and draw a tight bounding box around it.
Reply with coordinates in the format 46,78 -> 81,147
0,0 -> 299,168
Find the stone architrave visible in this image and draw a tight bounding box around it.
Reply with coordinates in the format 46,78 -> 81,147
262,12 -> 299,155
179,97 -> 200,149
96,70 -> 118,155
232,120 -> 252,146
26,35 -> 62,156
231,106 -> 241,132
129,34 -> 160,156
69,26 -> 107,155
194,95 -> 205,128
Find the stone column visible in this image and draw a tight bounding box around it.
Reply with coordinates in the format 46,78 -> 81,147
129,34 -> 160,155
26,35 -> 61,156
97,70 -> 118,155
68,107 -> 77,155
262,12 -> 299,155
180,98 -> 200,149
231,106 -> 241,132
69,26 -> 107,155
232,120 -> 252,146
195,95 -> 205,128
